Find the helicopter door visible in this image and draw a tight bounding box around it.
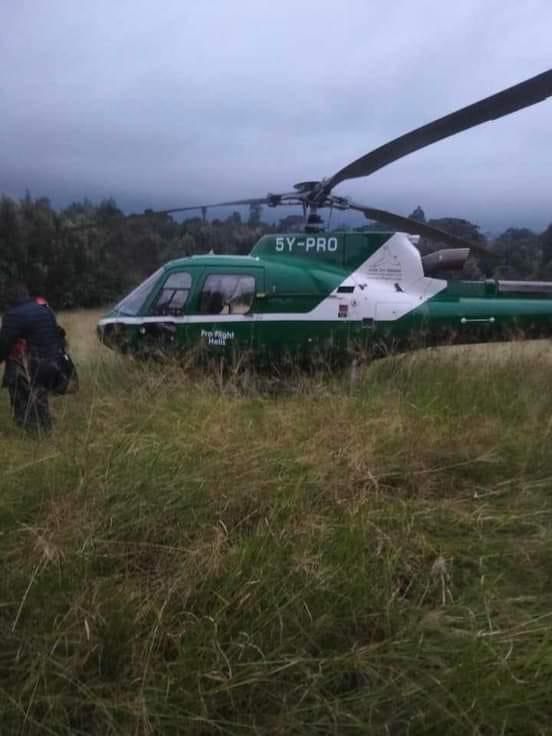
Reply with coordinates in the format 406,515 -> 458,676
192,268 -> 264,353
137,268 -> 198,355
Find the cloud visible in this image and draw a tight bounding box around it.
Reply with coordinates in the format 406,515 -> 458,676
1,0 -> 551,231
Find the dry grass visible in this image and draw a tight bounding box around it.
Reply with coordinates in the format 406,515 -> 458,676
58,309 -> 108,362
1,311 -> 552,734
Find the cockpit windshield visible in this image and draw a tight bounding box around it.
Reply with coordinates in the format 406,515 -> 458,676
113,268 -> 164,316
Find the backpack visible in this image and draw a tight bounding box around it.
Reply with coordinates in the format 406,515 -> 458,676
52,350 -> 79,395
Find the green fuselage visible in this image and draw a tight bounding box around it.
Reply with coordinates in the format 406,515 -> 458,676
97,231 -> 552,361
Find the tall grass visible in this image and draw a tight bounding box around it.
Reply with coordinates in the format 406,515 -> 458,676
1,313 -> 552,734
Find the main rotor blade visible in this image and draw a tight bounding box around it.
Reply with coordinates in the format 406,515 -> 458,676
326,69 -> 552,190
158,197 -> 269,216
64,197 -> 270,231
348,201 -> 493,256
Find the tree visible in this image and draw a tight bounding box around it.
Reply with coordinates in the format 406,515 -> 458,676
248,202 -> 263,227
278,214 -> 304,231
540,224 -> 552,269
409,206 -> 426,223
226,211 -> 242,226
492,227 -> 541,280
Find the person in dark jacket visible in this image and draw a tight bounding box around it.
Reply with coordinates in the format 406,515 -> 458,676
0,283 -> 65,434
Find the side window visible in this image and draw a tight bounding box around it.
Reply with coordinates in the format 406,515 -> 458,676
150,272 -> 192,316
199,274 -> 256,315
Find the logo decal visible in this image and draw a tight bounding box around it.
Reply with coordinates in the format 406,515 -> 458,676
201,329 -> 235,346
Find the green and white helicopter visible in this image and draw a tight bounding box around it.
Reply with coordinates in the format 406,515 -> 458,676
97,69 -> 552,363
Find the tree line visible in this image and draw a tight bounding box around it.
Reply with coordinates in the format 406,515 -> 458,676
1,194 -> 551,310
406,207 -> 552,282
0,194 -> 279,310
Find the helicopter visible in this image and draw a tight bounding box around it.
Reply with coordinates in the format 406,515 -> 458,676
95,68 -> 552,364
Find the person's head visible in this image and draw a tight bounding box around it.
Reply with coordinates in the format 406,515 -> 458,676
5,282 -> 30,307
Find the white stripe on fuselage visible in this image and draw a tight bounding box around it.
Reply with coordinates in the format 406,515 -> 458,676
98,234 -> 447,327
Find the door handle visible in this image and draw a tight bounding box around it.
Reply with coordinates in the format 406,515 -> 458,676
460,317 -> 495,324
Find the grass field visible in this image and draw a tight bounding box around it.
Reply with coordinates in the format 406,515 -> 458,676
2,311 -> 552,734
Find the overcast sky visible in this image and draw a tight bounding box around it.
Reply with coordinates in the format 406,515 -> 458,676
2,0 -> 551,232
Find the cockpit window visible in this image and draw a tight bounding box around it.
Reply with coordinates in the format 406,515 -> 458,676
199,274 -> 256,315
114,268 -> 164,316
150,271 -> 192,316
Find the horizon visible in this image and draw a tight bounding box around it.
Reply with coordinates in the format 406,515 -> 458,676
1,187 -> 549,238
